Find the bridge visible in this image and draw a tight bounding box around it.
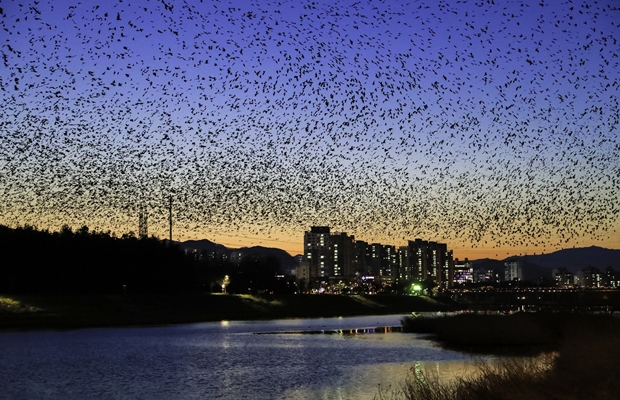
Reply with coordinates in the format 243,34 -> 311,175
448,288 -> 620,313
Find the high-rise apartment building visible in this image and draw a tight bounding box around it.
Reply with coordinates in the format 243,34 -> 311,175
453,258 -> 474,285
380,245 -> 398,283
552,268 -> 574,287
504,260 -> 523,281
438,244 -> 454,289
354,240 -> 370,277
403,239 -> 454,287
302,227 -> 453,287
369,243 -> 382,276
330,232 -> 356,277
398,246 -> 410,280
579,266 -> 602,288
303,226 -> 331,281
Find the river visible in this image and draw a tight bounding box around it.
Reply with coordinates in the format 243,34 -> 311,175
0,314 -> 488,399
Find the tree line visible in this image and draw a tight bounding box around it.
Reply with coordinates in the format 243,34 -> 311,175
0,225 -> 295,295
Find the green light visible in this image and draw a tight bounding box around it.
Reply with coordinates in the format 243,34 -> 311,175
413,284 -> 422,291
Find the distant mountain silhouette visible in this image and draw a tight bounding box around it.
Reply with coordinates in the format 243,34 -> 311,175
233,246 -> 298,272
512,246 -> 620,274
176,240 -> 298,272
473,246 -> 620,276
178,239 -> 228,255
177,239 -> 618,278
470,258 -> 551,281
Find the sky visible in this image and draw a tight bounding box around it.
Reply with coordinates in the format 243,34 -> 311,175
1,0 -> 619,260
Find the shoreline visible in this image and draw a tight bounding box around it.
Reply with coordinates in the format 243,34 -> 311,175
386,312 -> 620,399
0,293 -> 458,332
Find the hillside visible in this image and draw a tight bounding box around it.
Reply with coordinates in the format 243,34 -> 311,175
178,239 -> 228,254
177,240 -> 298,271
181,238 -> 619,277
471,258 -> 552,281
511,246 -> 620,274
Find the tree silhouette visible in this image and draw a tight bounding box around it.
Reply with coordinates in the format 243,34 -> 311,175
0,225 -> 199,294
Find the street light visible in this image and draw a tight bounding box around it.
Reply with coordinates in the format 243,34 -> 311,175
221,275 -> 230,294
411,283 -> 423,296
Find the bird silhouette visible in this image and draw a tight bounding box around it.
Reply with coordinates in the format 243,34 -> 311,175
0,0 -> 618,256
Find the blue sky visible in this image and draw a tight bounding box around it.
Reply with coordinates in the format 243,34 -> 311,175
1,0 -> 619,258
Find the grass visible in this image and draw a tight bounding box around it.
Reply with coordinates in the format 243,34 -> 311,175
401,312 -> 566,352
0,293 -> 456,330
380,312 -> 620,400
0,296 -> 45,314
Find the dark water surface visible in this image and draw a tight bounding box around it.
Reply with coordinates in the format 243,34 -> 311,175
0,315 -> 484,399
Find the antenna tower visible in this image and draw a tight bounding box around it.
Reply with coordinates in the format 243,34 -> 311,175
168,196 -> 173,243
138,206 -> 148,238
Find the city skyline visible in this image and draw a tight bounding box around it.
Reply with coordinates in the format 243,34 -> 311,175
1,0 -> 619,261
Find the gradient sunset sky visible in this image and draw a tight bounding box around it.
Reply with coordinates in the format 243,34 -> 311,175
1,0 -> 619,259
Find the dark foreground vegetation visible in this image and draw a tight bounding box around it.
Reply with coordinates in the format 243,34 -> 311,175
402,312 -> 568,352
383,312 -> 620,400
0,224 -> 295,295
1,225 -> 199,294
0,293 -> 453,330
0,225 -> 457,330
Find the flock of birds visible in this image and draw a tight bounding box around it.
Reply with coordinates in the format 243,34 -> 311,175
1,0 -> 619,255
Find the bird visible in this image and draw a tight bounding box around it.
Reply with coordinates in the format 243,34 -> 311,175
0,0 -> 618,258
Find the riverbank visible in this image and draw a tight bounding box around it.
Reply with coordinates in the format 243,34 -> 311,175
0,293 -> 456,331
402,312 -> 565,354
389,312 -> 620,399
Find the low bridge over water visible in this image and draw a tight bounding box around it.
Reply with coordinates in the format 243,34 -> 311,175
450,288 -> 620,313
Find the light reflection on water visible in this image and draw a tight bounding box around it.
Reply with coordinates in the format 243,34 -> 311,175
0,315 -> 488,399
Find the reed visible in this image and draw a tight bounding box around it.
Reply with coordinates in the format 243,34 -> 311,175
402,312 -> 571,349
384,313 -> 620,400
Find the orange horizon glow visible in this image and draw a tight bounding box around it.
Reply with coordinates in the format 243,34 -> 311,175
3,217 -> 617,261
176,229 -> 620,261
2,1 -> 619,270
204,236 -> 620,261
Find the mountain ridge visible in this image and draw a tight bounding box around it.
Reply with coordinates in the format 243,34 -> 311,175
176,239 -> 298,272
473,245 -> 620,275
177,238 -> 619,276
